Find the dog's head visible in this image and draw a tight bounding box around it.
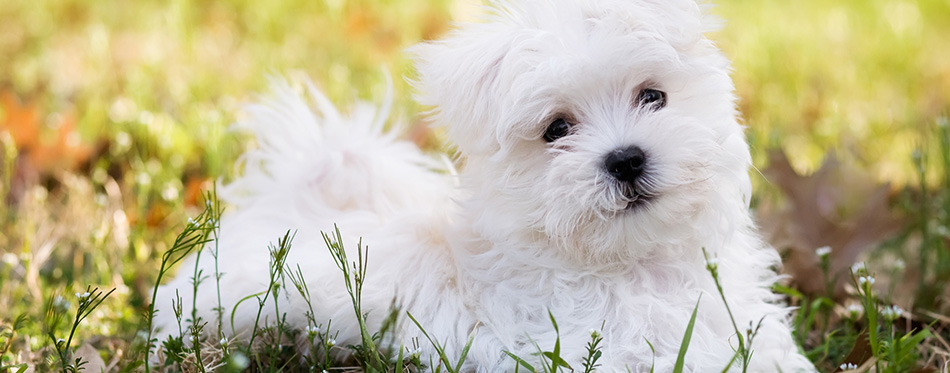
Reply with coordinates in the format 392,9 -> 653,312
412,0 -> 752,261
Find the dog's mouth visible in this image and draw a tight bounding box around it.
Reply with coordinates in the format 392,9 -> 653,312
623,192 -> 655,210
604,177 -> 659,213
616,182 -> 658,211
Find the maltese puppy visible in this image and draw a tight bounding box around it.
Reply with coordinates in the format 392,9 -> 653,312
155,0 -> 816,371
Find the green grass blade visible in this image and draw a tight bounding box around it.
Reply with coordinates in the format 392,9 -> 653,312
394,344 -> 405,373
673,295 -> 702,373
544,310 -> 571,371
504,351 -> 537,372
643,337 -> 656,373
407,312 -> 454,371
454,325 -> 479,371
719,351 -> 739,373
0,363 -> 29,373
542,351 -> 572,371
229,291 -> 265,333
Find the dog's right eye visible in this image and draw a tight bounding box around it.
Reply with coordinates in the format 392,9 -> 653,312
543,118 -> 571,142
637,88 -> 667,110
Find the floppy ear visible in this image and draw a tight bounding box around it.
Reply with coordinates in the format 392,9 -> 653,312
409,21 -> 516,157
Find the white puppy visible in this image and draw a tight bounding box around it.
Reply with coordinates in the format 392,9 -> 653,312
155,0 -> 816,371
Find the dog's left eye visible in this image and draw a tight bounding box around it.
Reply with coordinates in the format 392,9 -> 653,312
637,88 -> 667,110
543,118 -> 572,142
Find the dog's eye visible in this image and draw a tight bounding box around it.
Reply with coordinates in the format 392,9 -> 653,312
637,88 -> 667,110
543,118 -> 571,142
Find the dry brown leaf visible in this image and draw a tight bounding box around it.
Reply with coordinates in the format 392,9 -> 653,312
835,332 -> 873,372
183,177 -> 212,207
761,150 -> 905,297
73,343 -> 107,373
0,90 -> 41,148
0,90 -> 97,177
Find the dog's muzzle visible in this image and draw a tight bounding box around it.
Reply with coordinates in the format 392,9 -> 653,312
604,145 -> 654,209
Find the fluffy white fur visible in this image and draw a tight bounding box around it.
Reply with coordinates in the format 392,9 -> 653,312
155,0 -> 816,371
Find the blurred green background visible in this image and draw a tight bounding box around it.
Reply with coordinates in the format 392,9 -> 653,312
715,0 -> 949,184
1,0 -> 947,190
0,0 -> 948,369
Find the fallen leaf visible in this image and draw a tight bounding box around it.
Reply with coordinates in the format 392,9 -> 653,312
760,150 -> 905,297
834,332 -> 873,372
0,90 -> 41,148
183,176 -> 212,207
73,343 -> 107,373
0,90 -> 98,177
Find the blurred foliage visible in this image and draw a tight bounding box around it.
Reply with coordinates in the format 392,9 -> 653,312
715,0 -> 950,184
0,0 -> 453,179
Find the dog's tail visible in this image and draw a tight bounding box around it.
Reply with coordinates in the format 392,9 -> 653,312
220,76 -> 450,218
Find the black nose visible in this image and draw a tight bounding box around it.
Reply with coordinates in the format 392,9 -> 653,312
604,146 -> 647,183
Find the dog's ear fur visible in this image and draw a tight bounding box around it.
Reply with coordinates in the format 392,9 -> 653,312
409,20 -> 515,157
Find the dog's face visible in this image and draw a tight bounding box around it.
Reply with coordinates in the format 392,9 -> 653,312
413,0 -> 753,261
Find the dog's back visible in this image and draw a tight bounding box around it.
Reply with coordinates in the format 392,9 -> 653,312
151,78 -> 453,356
222,78 -> 449,219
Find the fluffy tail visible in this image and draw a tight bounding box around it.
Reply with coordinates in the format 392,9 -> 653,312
220,77 -> 449,218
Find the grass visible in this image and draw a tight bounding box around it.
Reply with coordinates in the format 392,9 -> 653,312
1,0 -> 949,371
46,286 -> 116,372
